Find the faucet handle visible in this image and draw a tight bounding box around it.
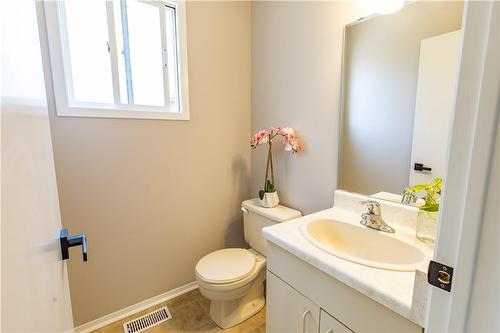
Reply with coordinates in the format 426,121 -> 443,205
360,200 -> 381,215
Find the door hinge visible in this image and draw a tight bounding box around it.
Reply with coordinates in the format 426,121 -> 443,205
428,260 -> 453,292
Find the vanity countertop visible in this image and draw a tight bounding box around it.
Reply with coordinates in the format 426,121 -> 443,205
262,192 -> 434,328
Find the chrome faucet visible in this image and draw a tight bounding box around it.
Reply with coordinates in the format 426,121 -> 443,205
401,187 -> 417,205
360,200 -> 395,233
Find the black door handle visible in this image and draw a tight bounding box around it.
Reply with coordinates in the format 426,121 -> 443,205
60,229 -> 87,262
414,163 -> 432,172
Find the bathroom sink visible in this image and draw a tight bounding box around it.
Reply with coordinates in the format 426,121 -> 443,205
300,219 -> 426,271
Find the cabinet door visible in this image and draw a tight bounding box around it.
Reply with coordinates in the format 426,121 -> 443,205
320,310 -> 353,333
267,271 -> 320,333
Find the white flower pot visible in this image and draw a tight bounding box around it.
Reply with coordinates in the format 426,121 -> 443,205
259,192 -> 279,208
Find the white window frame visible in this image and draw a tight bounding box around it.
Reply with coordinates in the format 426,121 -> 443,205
40,0 -> 190,120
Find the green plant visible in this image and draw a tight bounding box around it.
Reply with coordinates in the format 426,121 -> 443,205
404,178 -> 442,212
259,180 -> 275,200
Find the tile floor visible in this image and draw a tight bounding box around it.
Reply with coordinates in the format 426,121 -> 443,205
92,289 -> 266,333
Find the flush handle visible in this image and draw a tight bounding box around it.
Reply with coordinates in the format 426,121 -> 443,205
60,229 -> 87,262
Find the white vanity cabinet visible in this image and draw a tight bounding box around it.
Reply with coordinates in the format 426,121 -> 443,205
266,242 -> 423,333
267,272 -> 320,333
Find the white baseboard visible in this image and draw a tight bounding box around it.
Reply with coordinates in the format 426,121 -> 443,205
74,281 -> 198,333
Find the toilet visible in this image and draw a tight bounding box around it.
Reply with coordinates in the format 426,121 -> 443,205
195,199 -> 301,329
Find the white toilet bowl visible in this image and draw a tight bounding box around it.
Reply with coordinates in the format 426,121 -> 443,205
195,248 -> 266,329
195,200 -> 301,329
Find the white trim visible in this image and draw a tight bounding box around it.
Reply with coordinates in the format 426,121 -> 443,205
105,0 -> 121,104
426,1 -> 500,332
57,102 -> 189,121
74,281 -> 198,333
39,0 -> 190,121
158,5 -> 171,106
336,25 -> 348,187
172,0 -> 190,120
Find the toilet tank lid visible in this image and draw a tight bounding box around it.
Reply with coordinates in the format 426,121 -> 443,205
242,199 -> 302,222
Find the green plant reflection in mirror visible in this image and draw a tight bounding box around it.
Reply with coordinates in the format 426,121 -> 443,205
404,178 -> 442,212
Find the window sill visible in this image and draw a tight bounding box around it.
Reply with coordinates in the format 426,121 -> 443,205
56,104 -> 190,121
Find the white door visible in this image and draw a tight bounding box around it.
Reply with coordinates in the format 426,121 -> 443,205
409,30 -> 460,186
267,271 -> 320,333
426,1 -> 500,332
1,0 -> 74,332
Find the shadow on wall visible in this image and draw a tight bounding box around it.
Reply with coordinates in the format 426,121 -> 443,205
225,155 -> 250,248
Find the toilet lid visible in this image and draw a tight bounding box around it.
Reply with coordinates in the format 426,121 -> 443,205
195,248 -> 256,284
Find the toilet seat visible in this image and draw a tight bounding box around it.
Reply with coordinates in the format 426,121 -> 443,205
195,248 -> 256,284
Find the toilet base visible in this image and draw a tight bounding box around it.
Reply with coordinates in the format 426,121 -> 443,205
209,270 -> 266,329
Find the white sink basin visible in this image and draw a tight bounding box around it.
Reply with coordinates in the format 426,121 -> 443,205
300,218 -> 426,271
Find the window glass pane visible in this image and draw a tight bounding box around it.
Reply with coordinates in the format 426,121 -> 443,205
64,0 -> 113,104
61,0 -> 180,111
125,0 -> 165,106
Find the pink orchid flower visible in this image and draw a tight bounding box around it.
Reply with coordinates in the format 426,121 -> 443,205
250,127 -> 301,153
250,127 -> 302,198
277,127 -> 302,153
250,130 -> 269,148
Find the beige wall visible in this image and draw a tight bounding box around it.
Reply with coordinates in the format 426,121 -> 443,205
48,1 -> 251,325
251,2 -> 372,214
338,1 -> 463,195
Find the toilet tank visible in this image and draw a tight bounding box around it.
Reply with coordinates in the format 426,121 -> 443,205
241,199 -> 301,256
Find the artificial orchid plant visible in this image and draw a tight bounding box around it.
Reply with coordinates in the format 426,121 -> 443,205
250,127 -> 301,200
404,177 -> 442,212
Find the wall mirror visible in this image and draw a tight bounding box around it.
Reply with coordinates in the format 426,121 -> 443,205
338,1 -> 464,206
